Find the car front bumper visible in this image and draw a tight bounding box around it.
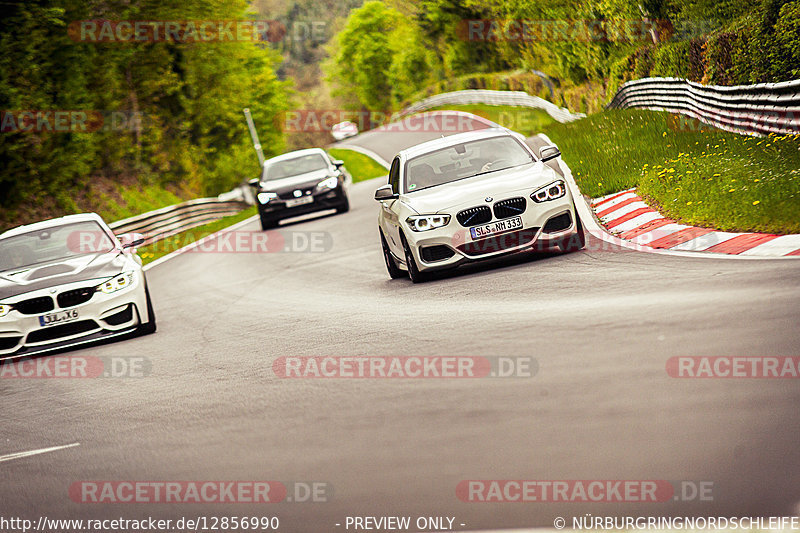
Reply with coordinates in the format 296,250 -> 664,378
0,275 -> 148,360
258,186 -> 347,221
404,194 -> 580,272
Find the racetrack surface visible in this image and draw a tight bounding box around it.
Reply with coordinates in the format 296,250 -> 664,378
2,115 -> 800,531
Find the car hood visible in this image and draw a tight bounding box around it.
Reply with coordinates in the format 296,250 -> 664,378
262,169 -> 331,193
401,162 -> 558,214
0,252 -> 127,301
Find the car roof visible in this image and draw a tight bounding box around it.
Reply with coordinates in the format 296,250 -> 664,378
397,128 -> 526,161
0,213 -> 109,240
265,148 -> 330,164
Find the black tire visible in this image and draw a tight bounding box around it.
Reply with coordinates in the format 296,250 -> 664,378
138,285 -> 157,335
260,211 -> 278,230
401,233 -> 428,284
336,195 -> 350,214
380,231 -> 405,279
558,209 -> 586,253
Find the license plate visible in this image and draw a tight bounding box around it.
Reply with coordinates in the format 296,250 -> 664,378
285,196 -> 313,208
470,216 -> 523,239
39,309 -> 79,327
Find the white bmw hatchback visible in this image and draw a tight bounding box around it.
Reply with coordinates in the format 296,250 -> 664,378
375,129 -> 585,282
0,213 -> 155,359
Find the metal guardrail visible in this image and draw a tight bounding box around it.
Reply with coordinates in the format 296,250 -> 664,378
109,184 -> 253,246
607,77 -> 800,136
395,89 -> 586,124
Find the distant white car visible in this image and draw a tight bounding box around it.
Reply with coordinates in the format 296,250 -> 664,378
0,213 -> 155,359
375,129 -> 585,283
331,121 -> 358,141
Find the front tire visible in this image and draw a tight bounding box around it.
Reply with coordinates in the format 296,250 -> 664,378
336,195 -> 350,214
260,211 -> 279,230
558,209 -> 586,253
381,231 -> 405,279
138,285 -> 157,335
401,234 -> 429,284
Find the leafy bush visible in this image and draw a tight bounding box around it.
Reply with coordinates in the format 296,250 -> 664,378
771,1 -> 800,79
633,46 -> 655,78
606,55 -> 635,101
652,41 -> 692,78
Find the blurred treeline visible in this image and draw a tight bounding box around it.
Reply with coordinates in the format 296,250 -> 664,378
326,0 -> 800,113
0,0 -> 290,228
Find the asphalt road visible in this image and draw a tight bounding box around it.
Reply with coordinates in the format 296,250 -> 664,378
2,115 -> 800,532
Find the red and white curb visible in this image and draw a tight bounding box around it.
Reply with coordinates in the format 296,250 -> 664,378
592,189 -> 800,257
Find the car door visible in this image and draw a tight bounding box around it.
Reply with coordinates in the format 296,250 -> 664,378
380,157 -> 403,257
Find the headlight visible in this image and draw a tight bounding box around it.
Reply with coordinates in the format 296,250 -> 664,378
97,272 -> 135,294
0,304 -> 12,318
316,176 -> 339,190
531,180 -> 567,203
406,214 -> 451,232
257,192 -> 278,204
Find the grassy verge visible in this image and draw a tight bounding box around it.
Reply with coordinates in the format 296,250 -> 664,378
0,180 -> 192,233
98,184 -> 186,223
426,103 -> 556,137
540,110 -> 800,234
90,185 -> 186,223
137,207 -> 258,265
328,148 -> 387,182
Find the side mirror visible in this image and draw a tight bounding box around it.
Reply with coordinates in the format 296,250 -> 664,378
119,233 -> 145,250
332,159 -> 344,169
248,177 -> 261,189
539,145 -> 561,162
374,184 -> 398,201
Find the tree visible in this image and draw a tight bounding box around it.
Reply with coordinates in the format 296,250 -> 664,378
329,1 -> 400,111
326,1 -> 434,113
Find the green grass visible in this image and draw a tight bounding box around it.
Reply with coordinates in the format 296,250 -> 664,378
541,110 -> 800,234
426,103 -> 556,137
329,148 -> 388,182
98,184 -> 185,223
137,207 -> 257,265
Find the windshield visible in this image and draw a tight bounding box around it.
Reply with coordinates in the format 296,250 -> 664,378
263,153 -> 329,181
403,135 -> 534,193
0,220 -> 115,272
